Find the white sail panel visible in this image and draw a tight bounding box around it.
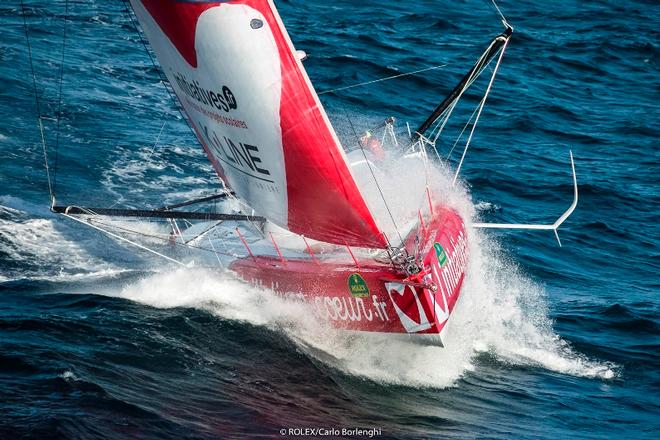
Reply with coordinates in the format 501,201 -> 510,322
129,0 -> 386,248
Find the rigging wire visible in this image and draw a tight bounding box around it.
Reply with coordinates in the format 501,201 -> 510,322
426,41 -> 500,147
119,0 -> 190,132
52,0 -> 69,197
452,39 -> 509,185
63,213 -> 187,266
20,0 -> 53,204
410,27 -> 512,249
487,0 -> 509,26
116,2 -> 235,218
144,120 -> 166,162
87,216 -> 243,260
317,60 -> 456,247
344,110 -> 402,247
445,98 -> 481,160
433,60 -> 498,162
317,64 -> 447,96
407,39 -> 500,170
119,0 -> 252,226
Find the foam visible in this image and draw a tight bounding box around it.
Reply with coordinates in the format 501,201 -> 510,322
452,231 -> 617,381
105,156 -> 616,387
115,267 -> 467,387
99,141 -> 217,207
1,154 -> 616,386
114,226 -> 616,388
0,196 -> 128,283
116,267 -> 318,330
60,370 -> 82,382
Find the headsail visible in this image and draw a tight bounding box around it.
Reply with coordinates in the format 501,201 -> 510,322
128,0 -> 386,248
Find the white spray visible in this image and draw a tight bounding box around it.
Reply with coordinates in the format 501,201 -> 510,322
114,159 -> 615,388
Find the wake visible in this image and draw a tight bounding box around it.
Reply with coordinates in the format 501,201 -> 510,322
0,161 -> 615,387
112,158 -> 615,387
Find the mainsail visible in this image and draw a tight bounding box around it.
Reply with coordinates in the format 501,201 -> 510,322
128,0 -> 386,248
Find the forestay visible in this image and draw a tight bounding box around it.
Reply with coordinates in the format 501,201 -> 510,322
128,0 -> 386,248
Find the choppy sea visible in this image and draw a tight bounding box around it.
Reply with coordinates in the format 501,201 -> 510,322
1,0 -> 658,438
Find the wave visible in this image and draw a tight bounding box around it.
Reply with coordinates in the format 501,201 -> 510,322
0,195 -> 131,283
111,236 -> 615,389
108,164 -> 616,388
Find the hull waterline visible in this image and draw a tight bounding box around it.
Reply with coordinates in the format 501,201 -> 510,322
230,207 -> 468,346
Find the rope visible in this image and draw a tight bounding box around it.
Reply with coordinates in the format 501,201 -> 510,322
318,64 -> 447,95
344,110 -> 401,247
52,0 -> 69,197
20,0 -> 53,204
446,99 -> 481,160
120,0 -> 197,139
453,39 -> 509,185
87,217 -> 243,260
63,213 -> 187,266
488,0 -> 508,26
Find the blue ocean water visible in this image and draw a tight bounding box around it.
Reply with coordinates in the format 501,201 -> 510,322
1,0 -> 658,438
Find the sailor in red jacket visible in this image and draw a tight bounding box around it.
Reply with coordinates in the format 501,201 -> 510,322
359,130 -> 385,161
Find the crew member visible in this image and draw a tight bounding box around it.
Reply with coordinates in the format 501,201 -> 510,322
359,130 -> 385,161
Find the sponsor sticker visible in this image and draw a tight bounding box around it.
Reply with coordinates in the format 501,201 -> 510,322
348,273 -> 369,298
434,242 -> 447,267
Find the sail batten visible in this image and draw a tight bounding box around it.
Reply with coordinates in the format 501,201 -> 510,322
129,0 -> 386,248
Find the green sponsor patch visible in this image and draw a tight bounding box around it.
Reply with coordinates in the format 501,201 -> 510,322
434,242 -> 447,267
348,273 -> 370,298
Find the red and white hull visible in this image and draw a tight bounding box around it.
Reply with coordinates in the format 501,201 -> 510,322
231,207 -> 468,346
126,0 -> 471,345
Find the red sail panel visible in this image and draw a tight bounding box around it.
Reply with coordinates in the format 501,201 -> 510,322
132,0 -> 386,248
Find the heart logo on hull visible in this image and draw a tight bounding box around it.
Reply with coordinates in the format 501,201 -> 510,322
385,283 -> 433,333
